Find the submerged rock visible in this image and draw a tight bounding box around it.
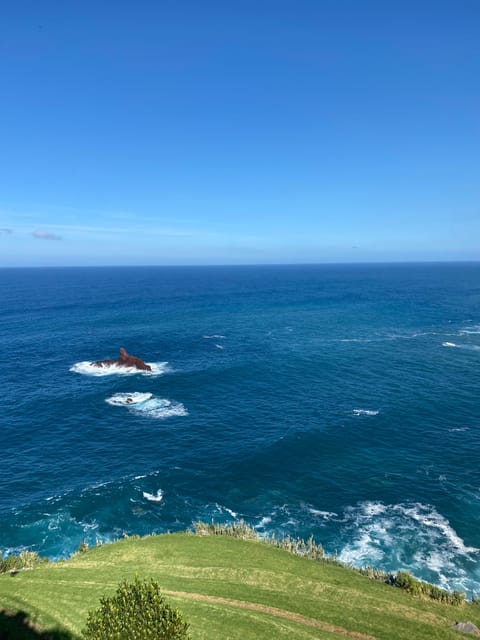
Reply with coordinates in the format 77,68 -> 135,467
94,347 -> 152,372
452,622 -> 480,636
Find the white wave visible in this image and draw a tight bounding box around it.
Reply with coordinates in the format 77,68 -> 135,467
338,501 -> 479,590
214,503 -> 237,518
359,501 -> 387,517
339,531 -> 385,565
353,409 -> 379,416
411,331 -> 439,337
105,392 -> 153,406
309,508 -> 338,520
131,397 -> 188,420
448,427 -> 469,432
105,392 -> 187,420
256,516 -> 272,528
396,504 -> 478,555
442,342 -> 480,352
143,489 -> 163,503
203,334 -> 226,339
215,344 -> 224,349
70,361 -> 169,376
414,551 -> 457,590
459,325 -> 480,335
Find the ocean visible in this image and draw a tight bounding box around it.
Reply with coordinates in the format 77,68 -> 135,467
1,263 -> 479,594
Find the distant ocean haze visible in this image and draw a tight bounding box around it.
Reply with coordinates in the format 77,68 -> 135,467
1,263 -> 479,594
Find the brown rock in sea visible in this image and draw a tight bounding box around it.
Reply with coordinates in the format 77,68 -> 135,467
94,347 -> 152,372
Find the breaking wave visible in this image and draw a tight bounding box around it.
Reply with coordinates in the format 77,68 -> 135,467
105,392 -> 153,406
106,393 -> 188,419
337,501 -> 480,592
459,325 -> 480,335
353,409 -> 379,416
308,508 -> 338,520
130,398 -> 188,419
70,361 -> 169,376
143,489 -> 163,503
442,342 -> 480,351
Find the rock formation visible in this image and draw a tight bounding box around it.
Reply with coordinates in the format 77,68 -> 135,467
452,622 -> 480,636
94,347 -> 152,372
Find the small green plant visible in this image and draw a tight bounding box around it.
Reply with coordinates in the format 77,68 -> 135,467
358,565 -> 392,582
269,533 -> 327,561
193,519 -> 258,539
82,576 -> 190,639
0,551 -> 46,573
193,521 -> 330,561
392,570 -> 466,605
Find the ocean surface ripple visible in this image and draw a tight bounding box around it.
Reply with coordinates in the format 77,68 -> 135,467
1,264 -> 479,593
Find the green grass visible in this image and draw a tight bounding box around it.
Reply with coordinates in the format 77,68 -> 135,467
1,533 -> 479,639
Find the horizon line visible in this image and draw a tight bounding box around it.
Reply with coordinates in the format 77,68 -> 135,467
1,259 -> 479,270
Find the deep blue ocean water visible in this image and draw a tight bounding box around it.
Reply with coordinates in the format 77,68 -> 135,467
1,263 -> 480,593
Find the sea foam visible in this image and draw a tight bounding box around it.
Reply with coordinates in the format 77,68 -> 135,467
353,409 -> 379,416
105,392 -> 153,406
308,508 -> 338,520
459,325 -> 480,335
338,501 -> 479,592
70,361 -> 169,376
256,516 -> 272,529
143,489 -> 163,503
106,393 -> 188,419
442,342 -> 480,352
131,397 -> 188,419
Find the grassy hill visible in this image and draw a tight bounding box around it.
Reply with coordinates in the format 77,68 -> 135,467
1,532 -> 479,639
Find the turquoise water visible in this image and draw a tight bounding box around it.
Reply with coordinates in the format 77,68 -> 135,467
1,263 -> 479,593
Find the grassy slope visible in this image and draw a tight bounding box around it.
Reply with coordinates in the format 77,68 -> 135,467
1,533 -> 479,639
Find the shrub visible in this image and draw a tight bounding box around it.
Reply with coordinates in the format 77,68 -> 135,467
0,551 -> 46,573
395,570 -> 418,593
193,519 -> 257,539
82,576 -> 190,640
392,570 -> 466,605
193,520 -> 332,562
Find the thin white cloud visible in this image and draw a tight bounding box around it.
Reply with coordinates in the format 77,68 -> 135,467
33,229 -> 63,241
48,224 -> 195,237
0,206 -> 207,240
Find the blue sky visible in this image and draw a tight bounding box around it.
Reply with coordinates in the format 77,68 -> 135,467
1,0 -> 479,266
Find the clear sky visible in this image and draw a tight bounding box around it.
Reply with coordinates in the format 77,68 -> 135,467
1,0 -> 479,266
